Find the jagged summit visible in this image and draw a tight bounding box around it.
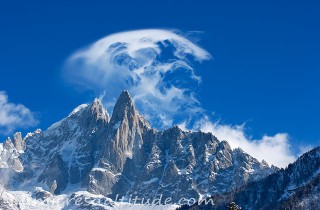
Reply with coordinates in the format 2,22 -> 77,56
119,89 -> 131,100
116,90 -> 133,106
110,90 -> 138,125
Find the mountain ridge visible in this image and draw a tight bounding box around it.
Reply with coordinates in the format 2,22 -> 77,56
0,91 -> 280,209
177,146 -> 320,210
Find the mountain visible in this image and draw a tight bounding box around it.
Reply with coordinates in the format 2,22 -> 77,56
177,146 -> 320,210
0,90 -> 276,209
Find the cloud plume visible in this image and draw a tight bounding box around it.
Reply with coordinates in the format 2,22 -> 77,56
0,91 -> 38,135
64,29 -> 298,167
64,29 -> 210,128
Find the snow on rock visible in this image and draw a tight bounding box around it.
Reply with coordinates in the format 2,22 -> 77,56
47,119 -> 65,131
68,104 -> 88,117
143,178 -> 159,185
113,121 -> 121,130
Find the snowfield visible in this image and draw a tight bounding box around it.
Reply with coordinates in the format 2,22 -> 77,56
0,187 -> 178,210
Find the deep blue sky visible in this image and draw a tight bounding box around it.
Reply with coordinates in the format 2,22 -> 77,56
0,0 -> 319,149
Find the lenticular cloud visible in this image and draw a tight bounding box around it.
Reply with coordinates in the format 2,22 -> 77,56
64,29 -> 296,167
64,29 -> 211,128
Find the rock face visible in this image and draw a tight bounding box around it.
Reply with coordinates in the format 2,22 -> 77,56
0,90 -> 276,204
178,147 -> 320,210
12,132 -> 24,152
111,127 -> 275,202
0,137 -> 24,185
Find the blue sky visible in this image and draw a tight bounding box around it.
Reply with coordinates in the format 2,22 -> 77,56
0,0 -> 319,167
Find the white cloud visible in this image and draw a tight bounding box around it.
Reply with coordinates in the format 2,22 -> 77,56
187,116 -> 296,168
0,91 -> 38,135
64,29 -> 210,128
65,29 -> 299,168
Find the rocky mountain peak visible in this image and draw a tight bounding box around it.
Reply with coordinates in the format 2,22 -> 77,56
13,132 -> 24,152
90,98 -> 110,123
110,90 -> 137,125
94,90 -> 151,175
3,138 -> 13,150
116,90 -> 133,106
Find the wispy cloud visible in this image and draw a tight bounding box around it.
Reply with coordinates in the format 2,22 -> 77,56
0,91 -> 38,135
64,29 -> 299,167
